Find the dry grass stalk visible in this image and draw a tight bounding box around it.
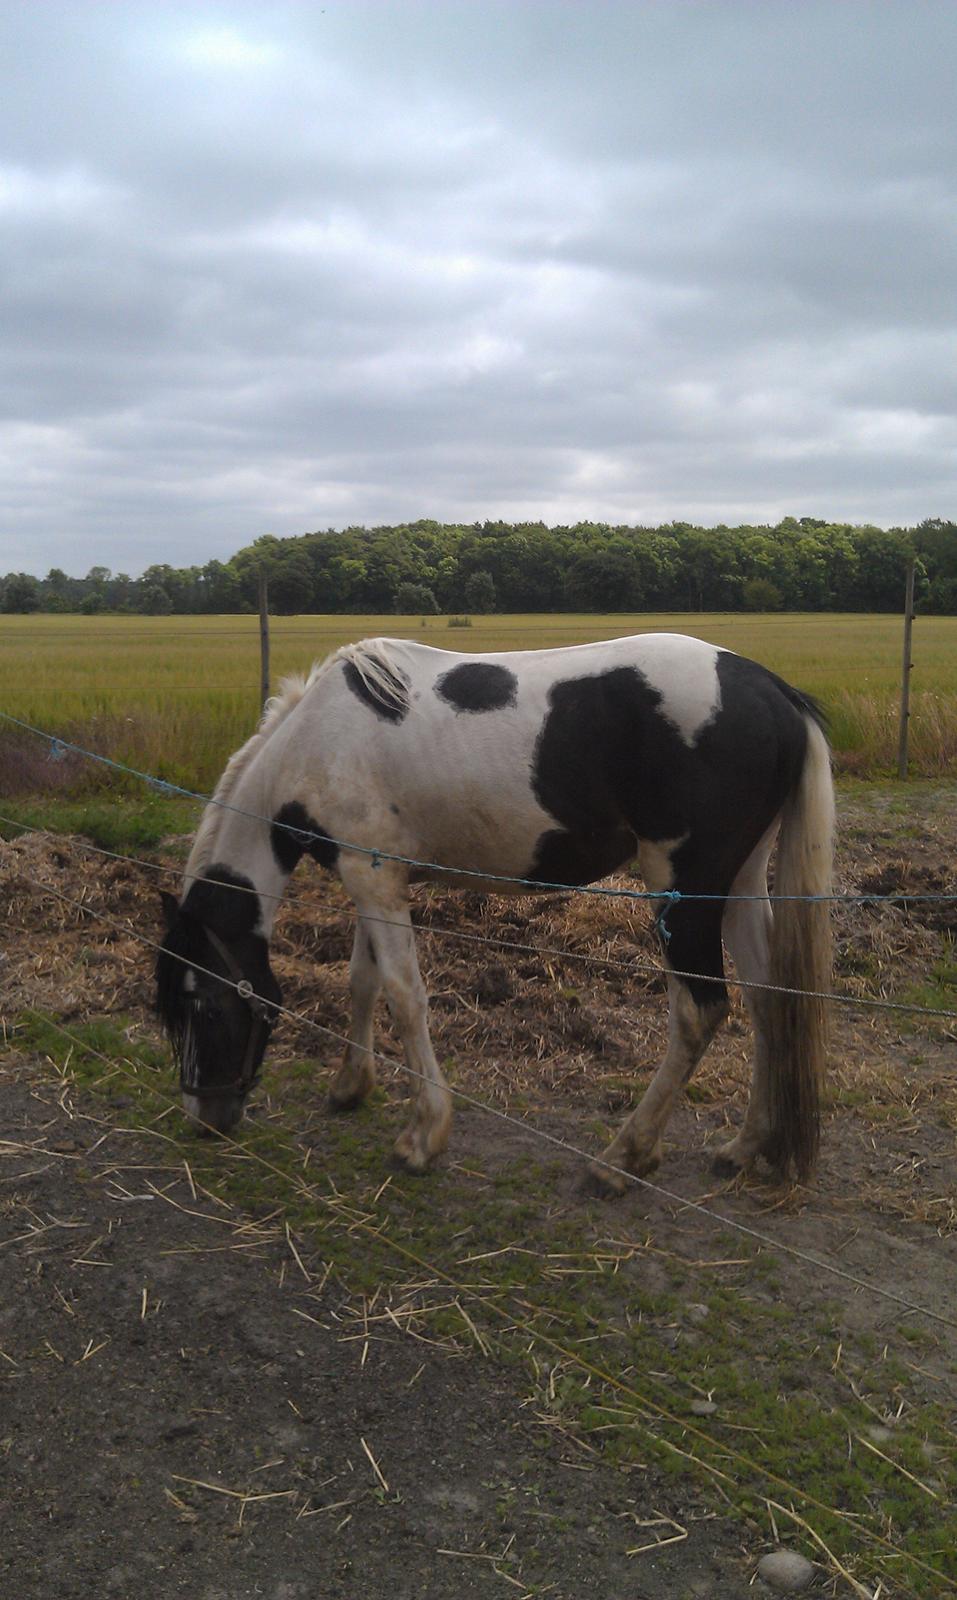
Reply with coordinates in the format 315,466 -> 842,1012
854,1434 -> 939,1500
626,1515 -> 689,1558
766,1498 -> 874,1600
359,1436 -> 389,1494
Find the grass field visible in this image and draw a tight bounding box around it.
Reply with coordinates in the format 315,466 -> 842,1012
1,612 -> 955,805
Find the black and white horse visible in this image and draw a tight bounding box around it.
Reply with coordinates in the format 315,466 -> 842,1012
156,633 -> 834,1190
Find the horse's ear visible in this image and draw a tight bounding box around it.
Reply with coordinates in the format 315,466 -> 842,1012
159,890 -> 181,931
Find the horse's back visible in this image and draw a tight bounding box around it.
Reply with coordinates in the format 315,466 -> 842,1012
280,635 -> 818,890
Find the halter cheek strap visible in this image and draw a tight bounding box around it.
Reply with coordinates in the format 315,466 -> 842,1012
185,928 -> 275,1098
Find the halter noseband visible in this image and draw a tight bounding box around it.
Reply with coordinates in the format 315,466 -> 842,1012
179,927 -> 275,1098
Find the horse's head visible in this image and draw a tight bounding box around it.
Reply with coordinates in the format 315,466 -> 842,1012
156,885 -> 281,1135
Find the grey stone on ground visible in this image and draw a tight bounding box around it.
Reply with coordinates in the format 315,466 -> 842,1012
757,1549 -> 816,1592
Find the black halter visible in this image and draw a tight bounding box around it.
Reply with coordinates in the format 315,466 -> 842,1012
179,927 -> 275,1099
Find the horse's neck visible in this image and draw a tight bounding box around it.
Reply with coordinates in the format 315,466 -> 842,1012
186,774 -> 291,939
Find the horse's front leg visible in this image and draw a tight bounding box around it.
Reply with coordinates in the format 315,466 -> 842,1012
329,920 -> 381,1111
341,868 -> 452,1172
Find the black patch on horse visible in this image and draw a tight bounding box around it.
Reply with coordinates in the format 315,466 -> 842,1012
271,802 -> 339,873
672,651 -> 809,887
181,865 -> 260,941
525,657 -> 813,1007
342,659 -> 409,723
527,665 -> 691,888
528,827 -> 637,888
435,662 -> 518,714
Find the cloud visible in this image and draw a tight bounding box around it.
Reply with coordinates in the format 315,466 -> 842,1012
1,1 -> 955,576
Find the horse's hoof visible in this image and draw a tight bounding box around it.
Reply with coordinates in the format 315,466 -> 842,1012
711,1150 -> 744,1179
584,1158 -> 629,1198
589,1134 -> 662,1194
585,1158 -> 636,1196
393,1129 -> 433,1174
328,1059 -> 375,1112
711,1133 -> 758,1178
328,1089 -> 363,1113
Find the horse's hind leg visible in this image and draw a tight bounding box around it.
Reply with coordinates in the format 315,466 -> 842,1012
590,900 -> 728,1196
712,830 -> 776,1175
329,920 -> 381,1111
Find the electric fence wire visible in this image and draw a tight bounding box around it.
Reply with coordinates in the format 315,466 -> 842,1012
6,864 -> 957,1336
2,811 -> 956,1021
2,708 -> 956,908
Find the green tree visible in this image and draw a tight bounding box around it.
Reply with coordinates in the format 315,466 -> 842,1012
848,527 -> 914,610
742,577 -> 784,611
564,545 -> 644,611
1,573 -> 40,612
139,583 -> 172,615
463,569 -> 496,612
198,560 -> 242,613
394,581 -> 438,614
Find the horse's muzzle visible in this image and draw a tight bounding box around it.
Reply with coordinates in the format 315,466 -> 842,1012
182,1091 -> 244,1136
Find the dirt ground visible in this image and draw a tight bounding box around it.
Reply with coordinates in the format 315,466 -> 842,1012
1,784 -> 956,1599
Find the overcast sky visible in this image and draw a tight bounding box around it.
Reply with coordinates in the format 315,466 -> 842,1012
2,1 -> 956,577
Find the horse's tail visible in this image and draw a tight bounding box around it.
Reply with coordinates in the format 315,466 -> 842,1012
765,713 -> 835,1179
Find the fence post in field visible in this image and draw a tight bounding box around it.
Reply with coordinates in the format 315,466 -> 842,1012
258,568 -> 270,713
897,557 -> 916,780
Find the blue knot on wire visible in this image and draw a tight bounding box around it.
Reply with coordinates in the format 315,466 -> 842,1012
370,850 -> 382,870
49,739 -> 67,763
655,889 -> 681,945
147,776 -> 174,794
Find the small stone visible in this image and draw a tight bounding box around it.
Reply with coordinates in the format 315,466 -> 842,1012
686,1302 -> 710,1324
867,1424 -> 894,1445
757,1549 -> 815,1592
690,1398 -> 717,1416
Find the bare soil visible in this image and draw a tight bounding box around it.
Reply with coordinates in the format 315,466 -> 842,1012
1,783 -> 956,1599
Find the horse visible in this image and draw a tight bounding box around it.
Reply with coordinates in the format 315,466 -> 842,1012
156,632 -> 834,1192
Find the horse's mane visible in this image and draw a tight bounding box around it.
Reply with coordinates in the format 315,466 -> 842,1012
185,667 -> 317,880
184,639 -> 408,883
334,638 -> 411,716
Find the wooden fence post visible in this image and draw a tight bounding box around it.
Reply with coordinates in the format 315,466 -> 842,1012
259,569 -> 270,713
896,558 -> 916,780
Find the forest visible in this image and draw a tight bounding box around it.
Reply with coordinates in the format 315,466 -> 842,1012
3,516 -> 956,615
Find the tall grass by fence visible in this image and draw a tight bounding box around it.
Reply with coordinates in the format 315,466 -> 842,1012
2,611 -> 956,790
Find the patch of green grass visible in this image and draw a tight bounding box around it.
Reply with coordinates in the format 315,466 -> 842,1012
900,942 -> 957,1015
0,794 -> 196,850
7,1010 -> 957,1595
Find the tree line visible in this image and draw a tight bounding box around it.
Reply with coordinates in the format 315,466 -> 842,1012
3,517 -> 956,615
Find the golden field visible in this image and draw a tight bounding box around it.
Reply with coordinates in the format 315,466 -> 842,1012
1,611 -> 955,792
